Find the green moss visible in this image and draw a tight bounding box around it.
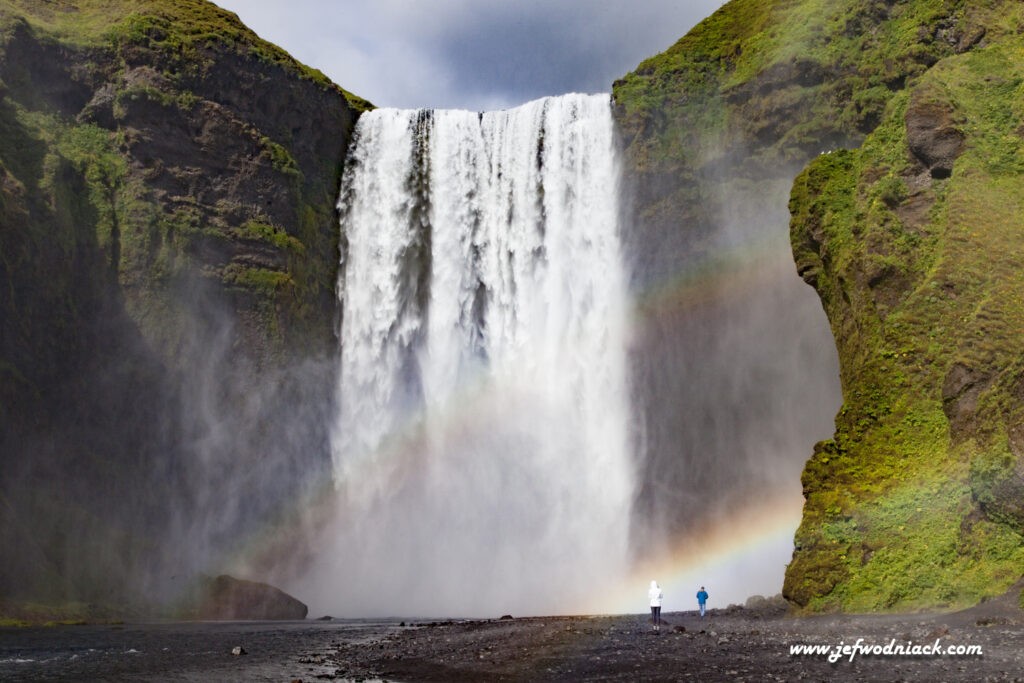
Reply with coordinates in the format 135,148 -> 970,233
969,446 -> 1015,506
259,136 -> 300,178
235,219 -> 304,253
56,124 -> 127,252
0,600 -> 125,626
795,448 -> 1024,612
3,106 -> 131,279
341,88 -> 374,113
112,84 -> 195,119
222,264 -> 292,292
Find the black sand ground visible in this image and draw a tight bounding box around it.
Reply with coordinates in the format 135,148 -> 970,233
324,588 -> 1024,682
2,587 -> 1022,682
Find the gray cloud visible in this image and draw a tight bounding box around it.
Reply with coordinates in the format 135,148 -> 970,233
211,0 -> 725,110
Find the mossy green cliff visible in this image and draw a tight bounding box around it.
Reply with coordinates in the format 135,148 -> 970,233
613,0 -> 1024,611
0,0 -> 364,610
787,31 -> 1024,611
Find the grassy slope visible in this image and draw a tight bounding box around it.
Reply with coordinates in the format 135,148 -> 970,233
0,0 -> 371,109
614,0 -> 1024,612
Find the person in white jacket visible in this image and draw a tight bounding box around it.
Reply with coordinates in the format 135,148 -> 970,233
648,580 -> 664,631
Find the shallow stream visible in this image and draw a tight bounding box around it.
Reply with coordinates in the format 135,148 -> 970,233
0,619 -> 400,682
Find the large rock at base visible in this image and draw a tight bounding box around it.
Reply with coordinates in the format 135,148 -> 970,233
195,575 -> 308,620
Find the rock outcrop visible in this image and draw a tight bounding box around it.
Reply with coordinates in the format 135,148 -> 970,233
905,93 -> 965,178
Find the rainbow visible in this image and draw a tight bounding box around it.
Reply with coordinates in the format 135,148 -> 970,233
632,236 -> 800,320
591,493 -> 804,616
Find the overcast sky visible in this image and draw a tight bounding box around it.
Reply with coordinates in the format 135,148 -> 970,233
210,0 -> 726,111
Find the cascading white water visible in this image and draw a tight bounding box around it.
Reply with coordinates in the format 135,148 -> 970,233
305,94 -> 632,618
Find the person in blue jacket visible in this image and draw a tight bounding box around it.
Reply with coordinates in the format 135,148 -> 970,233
696,586 -> 709,617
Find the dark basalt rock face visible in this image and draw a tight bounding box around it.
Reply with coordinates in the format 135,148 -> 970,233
0,0 -> 363,613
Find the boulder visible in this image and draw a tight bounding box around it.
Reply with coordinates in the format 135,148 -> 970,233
195,575 -> 308,621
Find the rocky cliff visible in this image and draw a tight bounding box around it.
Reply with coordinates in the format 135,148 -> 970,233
0,0 -> 365,611
613,0 -> 1024,610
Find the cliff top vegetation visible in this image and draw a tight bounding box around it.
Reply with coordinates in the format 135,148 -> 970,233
0,0 -> 372,111
614,0 -> 1020,169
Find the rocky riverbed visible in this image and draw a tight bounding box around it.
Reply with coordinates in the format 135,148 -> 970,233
2,587 -> 1022,682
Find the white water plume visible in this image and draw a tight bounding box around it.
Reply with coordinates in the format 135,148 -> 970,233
299,94 -> 632,618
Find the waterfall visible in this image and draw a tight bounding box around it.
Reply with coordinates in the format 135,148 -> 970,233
313,94 -> 632,617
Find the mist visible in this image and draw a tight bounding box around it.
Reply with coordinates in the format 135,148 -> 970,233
621,159 -> 842,608
0,243 -> 338,610
134,274 -> 340,605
